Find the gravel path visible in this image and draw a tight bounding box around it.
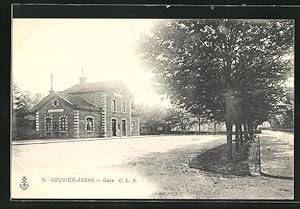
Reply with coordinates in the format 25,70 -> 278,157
122,139 -> 294,199
260,130 -> 294,178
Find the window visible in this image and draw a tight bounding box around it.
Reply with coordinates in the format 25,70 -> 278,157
131,120 -> 135,132
86,117 -> 94,131
121,101 -> 126,113
53,99 -> 59,107
111,99 -> 116,111
44,115 -> 52,131
59,115 -> 68,131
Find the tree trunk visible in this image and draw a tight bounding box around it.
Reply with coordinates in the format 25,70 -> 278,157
239,124 -> 244,146
254,124 -> 258,131
235,124 -> 240,151
213,121 -> 217,135
243,123 -> 249,142
181,124 -> 185,133
226,121 -> 233,160
198,115 -> 201,133
248,121 -> 253,137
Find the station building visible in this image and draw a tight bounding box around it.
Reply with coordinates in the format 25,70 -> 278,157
31,75 -> 140,139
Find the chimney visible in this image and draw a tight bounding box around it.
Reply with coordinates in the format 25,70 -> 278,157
50,74 -> 54,92
79,76 -> 87,85
79,67 -> 87,86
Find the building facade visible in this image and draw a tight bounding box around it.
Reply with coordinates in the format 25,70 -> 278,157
31,76 -> 140,139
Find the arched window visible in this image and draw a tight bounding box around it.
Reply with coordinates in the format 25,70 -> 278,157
111,99 -> 117,111
121,101 -> 126,113
131,120 -> 136,132
59,115 -> 68,131
86,116 -> 94,131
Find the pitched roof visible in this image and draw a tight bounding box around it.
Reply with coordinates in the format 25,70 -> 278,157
31,80 -> 134,113
31,92 -> 100,112
56,92 -> 95,107
56,92 -> 101,111
63,80 -> 133,97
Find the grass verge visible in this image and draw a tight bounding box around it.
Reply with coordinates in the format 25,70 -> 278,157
189,143 -> 251,176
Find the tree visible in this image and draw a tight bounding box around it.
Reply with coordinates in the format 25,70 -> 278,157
136,103 -> 168,135
138,19 -> 293,158
270,89 -> 294,130
23,91 -> 43,109
164,106 -> 198,132
12,84 -> 44,139
12,84 -> 29,139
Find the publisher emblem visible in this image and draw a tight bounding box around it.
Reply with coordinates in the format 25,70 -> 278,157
19,176 -> 29,190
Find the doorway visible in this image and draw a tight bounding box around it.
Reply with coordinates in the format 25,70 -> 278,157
112,119 -> 117,136
121,119 -> 126,136
53,120 -> 59,138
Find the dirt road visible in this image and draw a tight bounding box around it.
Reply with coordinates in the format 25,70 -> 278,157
11,133 -> 293,199
12,135 -> 223,198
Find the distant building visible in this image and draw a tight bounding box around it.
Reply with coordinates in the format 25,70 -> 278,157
258,121 -> 271,130
31,74 -> 140,139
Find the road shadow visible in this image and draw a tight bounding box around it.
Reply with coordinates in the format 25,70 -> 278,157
189,144 -> 251,176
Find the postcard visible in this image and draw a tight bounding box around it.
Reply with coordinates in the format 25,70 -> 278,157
11,5 -> 294,200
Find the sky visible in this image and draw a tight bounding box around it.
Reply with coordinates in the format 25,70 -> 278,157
12,19 -> 294,106
12,18 -> 169,106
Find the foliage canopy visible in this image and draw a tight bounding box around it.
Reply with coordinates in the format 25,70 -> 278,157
138,19 -> 293,125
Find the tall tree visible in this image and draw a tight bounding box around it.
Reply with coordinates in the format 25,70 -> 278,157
138,19 -> 293,158
12,84 -> 29,139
